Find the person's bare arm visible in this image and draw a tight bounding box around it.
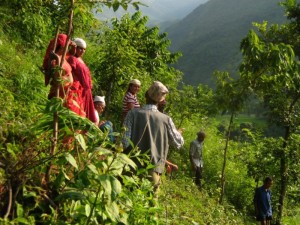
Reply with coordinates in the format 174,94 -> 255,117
166,160 -> 178,170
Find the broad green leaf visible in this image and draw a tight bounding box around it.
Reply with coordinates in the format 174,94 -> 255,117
75,133 -> 87,151
94,147 -> 114,156
87,164 -> 98,174
65,153 -> 78,170
121,3 -> 128,10
109,161 -> 124,176
16,202 -> 24,217
117,153 -> 137,169
119,212 -> 129,225
13,217 -> 30,224
23,186 -> 37,198
99,174 -> 112,197
111,176 -> 122,200
85,204 -> 91,217
105,202 -> 120,222
62,170 -> 70,180
112,2 -> 120,11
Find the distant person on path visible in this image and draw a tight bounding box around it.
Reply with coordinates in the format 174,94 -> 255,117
122,79 -> 141,121
189,130 -> 206,188
123,81 -> 184,194
253,177 -> 273,225
68,38 -> 97,123
94,96 -> 114,142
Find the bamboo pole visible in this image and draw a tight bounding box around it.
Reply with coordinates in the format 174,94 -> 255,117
46,0 -> 74,184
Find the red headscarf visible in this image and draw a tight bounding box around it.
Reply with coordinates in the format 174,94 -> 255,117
42,34 -> 68,86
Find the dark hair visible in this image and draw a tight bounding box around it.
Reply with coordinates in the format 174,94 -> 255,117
55,44 -> 63,53
197,131 -> 206,139
264,177 -> 272,184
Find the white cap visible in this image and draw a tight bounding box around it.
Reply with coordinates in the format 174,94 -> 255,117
74,38 -> 87,49
129,79 -> 141,86
94,96 -> 105,105
147,81 -> 169,103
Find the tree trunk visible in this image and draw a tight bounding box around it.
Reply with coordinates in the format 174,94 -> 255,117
219,112 -> 234,204
46,0 -> 74,184
275,126 -> 290,225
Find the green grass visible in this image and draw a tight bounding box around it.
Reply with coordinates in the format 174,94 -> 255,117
282,207 -> 300,225
216,114 -> 267,129
158,173 -> 248,225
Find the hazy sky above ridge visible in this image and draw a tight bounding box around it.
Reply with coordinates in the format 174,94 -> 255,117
98,0 -> 210,23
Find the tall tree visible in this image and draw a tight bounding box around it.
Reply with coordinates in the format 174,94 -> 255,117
213,72 -> 250,204
168,83 -> 215,128
0,0 -> 142,47
239,1 -> 300,222
88,12 -> 182,124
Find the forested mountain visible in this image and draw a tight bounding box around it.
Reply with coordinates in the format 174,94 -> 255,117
97,0 -> 209,28
166,0 -> 286,86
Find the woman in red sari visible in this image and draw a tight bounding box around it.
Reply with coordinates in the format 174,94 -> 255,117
42,34 -> 85,117
67,38 -> 97,124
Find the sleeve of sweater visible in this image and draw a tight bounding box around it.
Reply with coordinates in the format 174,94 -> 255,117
167,117 -> 184,149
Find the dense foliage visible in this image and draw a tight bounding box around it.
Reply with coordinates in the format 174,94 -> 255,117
1,0 -> 300,224
86,11 -> 183,127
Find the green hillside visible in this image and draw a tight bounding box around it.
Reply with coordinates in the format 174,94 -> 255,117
1,0 -> 300,224
166,0 -> 286,87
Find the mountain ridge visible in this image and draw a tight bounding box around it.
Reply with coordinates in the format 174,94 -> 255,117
166,0 -> 286,87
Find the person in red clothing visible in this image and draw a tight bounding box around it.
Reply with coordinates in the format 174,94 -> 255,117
68,38 -> 97,123
42,34 -> 85,117
43,34 -> 73,96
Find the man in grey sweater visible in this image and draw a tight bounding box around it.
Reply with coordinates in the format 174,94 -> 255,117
123,81 -> 184,193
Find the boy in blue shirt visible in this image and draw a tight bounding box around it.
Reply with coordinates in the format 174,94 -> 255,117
253,177 -> 273,225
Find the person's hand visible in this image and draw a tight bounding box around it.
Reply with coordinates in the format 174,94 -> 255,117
166,165 -> 172,174
69,40 -> 77,47
99,120 -> 106,126
172,164 -> 179,171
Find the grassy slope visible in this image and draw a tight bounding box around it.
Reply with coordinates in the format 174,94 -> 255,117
2,28 -> 300,225
2,27 -> 243,224
158,116 -> 300,225
157,118 -> 252,224
159,176 -> 247,224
